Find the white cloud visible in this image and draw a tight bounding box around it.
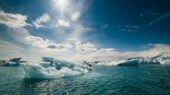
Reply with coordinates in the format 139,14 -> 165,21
25,35 -> 72,51
150,44 -> 170,54
116,44 -> 170,61
96,48 -> 117,54
0,10 -> 30,28
56,19 -> 70,27
71,12 -> 81,21
33,13 -> 51,29
75,42 -> 96,52
2,1 -> 170,64
67,43 -> 170,63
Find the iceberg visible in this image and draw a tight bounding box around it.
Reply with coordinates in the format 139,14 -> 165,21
0,57 -> 26,66
22,57 -> 93,79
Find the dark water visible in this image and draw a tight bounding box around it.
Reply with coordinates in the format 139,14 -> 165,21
0,65 -> 170,95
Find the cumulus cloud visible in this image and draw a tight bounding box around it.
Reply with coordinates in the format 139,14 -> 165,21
25,35 -> 72,51
96,48 -> 117,54
1,0 -> 170,63
33,13 -> 51,29
47,44 -> 72,50
150,44 -> 170,54
0,9 -> 30,28
75,42 -> 96,52
56,19 -> 70,27
117,44 -> 170,61
67,43 -> 170,63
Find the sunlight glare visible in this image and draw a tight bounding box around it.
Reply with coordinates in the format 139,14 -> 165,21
53,0 -> 69,10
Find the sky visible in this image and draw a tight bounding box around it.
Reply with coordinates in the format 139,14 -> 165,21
0,0 -> 170,61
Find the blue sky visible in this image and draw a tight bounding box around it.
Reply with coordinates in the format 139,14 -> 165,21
0,0 -> 170,60
86,0 -> 170,51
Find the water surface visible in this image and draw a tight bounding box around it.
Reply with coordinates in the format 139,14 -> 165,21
0,65 -> 170,95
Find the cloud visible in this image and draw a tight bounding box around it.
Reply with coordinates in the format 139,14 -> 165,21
151,44 -> 170,53
123,44 -> 170,59
101,24 -> 109,29
117,25 -> 140,32
56,19 -> 70,27
7,28 -> 30,44
66,24 -> 92,43
33,13 -> 51,29
148,12 -> 170,26
0,9 -> 30,28
0,6 -> 89,58
141,43 -> 154,48
25,35 -> 72,51
0,39 -> 25,57
96,48 -> 117,54
2,0 -> 170,63
50,0 -> 92,43
47,44 -> 72,50
71,12 -> 81,21
75,42 -> 96,52
68,43 -> 170,63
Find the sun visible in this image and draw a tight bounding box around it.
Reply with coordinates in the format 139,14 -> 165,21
53,0 -> 69,10
52,0 -> 70,15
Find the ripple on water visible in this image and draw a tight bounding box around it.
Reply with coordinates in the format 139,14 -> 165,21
0,65 -> 170,95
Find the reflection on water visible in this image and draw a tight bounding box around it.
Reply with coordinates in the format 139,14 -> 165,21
20,78 -> 55,95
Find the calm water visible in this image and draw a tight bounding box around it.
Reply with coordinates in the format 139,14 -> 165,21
0,65 -> 170,95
